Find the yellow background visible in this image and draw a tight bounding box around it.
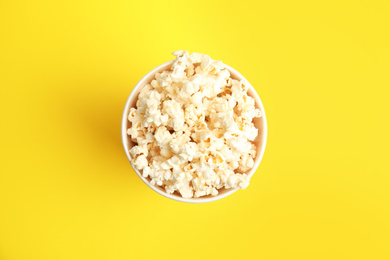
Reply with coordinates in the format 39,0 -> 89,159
1,0 -> 389,259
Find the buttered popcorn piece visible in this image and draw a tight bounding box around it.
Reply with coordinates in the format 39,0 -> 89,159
127,51 -> 262,198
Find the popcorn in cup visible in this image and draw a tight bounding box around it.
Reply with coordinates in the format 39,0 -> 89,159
122,51 -> 267,203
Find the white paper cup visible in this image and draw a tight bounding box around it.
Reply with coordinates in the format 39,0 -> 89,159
121,60 -> 267,203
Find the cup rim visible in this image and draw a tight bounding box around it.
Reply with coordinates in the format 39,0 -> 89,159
121,60 -> 268,203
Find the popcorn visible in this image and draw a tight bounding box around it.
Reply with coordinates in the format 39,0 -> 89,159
133,154 -> 148,170
154,126 -> 173,147
201,55 -> 212,70
129,145 -> 148,158
127,51 -> 262,198
162,100 -> 185,131
178,142 -> 198,162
